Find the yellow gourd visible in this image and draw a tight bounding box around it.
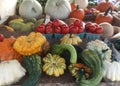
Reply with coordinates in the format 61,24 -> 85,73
13,32 -> 46,55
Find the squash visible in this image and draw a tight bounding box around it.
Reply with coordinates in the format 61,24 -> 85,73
95,7 -> 113,24
22,54 -> 42,86
103,60 -> 120,81
60,34 -> 82,45
45,0 -> 71,19
69,5 -> 85,20
74,0 -> 88,9
51,44 -> 77,64
70,0 -> 77,11
99,22 -> 114,38
13,32 -> 46,56
0,0 -> 18,24
0,60 -> 26,86
19,0 -> 43,19
42,53 -> 66,77
0,36 -> 22,62
96,0 -> 115,12
74,49 -> 103,86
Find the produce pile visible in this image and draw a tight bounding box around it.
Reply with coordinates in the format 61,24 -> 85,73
0,0 -> 120,86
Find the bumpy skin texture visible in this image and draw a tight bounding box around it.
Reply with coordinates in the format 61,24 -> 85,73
13,32 -> 46,56
43,53 -> 66,77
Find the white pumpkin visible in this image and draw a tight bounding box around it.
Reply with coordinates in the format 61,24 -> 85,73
0,0 -> 18,24
0,60 -> 26,86
19,0 -> 43,19
103,60 -> 120,81
45,0 -> 71,19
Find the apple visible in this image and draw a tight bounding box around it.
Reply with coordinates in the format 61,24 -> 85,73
0,34 -> 4,42
74,19 -> 83,27
70,26 -> 79,34
53,19 -> 61,27
95,26 -> 103,34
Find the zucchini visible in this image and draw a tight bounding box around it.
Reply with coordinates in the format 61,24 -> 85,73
22,54 -> 42,86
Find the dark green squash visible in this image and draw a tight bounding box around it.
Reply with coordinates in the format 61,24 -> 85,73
22,54 -> 42,86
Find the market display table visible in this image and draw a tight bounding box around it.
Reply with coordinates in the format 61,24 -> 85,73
0,28 -> 120,86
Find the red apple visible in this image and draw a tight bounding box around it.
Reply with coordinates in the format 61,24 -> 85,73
74,19 -> 83,27
0,34 -> 4,42
95,26 -> 103,34
78,27 -> 84,33
61,26 -> 70,34
70,26 -> 79,34
53,19 -> 61,27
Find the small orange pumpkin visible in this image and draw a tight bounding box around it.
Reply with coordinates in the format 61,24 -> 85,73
69,5 -> 85,20
0,36 -> 22,62
95,7 -> 113,24
96,0 -> 115,12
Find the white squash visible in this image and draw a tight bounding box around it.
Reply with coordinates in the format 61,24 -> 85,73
103,60 -> 120,81
45,0 -> 71,19
0,60 -> 26,86
0,0 -> 18,24
19,0 -> 43,19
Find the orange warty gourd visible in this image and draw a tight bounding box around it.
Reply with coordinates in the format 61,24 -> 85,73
0,36 -> 22,62
69,5 -> 85,20
96,0 -> 115,12
95,7 -> 113,24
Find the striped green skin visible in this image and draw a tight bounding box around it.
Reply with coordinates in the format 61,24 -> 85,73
77,49 -> 103,86
22,54 -> 42,86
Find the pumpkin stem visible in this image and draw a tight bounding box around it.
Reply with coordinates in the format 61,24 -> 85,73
104,6 -> 112,16
76,5 -> 80,10
105,0 -> 109,2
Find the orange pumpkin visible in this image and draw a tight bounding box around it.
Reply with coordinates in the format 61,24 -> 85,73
95,7 -> 113,24
69,5 -> 85,20
0,36 -> 22,62
96,0 -> 115,12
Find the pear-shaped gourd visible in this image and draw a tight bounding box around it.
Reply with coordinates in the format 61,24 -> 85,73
45,0 -> 71,19
19,0 -> 43,19
0,0 -> 18,24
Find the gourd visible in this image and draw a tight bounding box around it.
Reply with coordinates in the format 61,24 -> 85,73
13,32 -> 46,56
19,0 -> 43,19
0,60 -> 26,86
60,34 -> 82,45
74,49 -> 103,86
45,0 -> 71,19
95,7 -> 113,24
96,0 -> 115,12
42,53 -> 66,77
22,54 -> 42,86
0,0 -> 18,24
86,39 -> 112,60
69,6 -> 85,20
103,60 -> 120,81
51,44 -> 77,64
99,22 -> 114,38
0,36 -> 22,62
74,0 -> 88,9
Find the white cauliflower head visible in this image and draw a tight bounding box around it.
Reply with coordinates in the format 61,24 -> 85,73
86,39 -> 112,60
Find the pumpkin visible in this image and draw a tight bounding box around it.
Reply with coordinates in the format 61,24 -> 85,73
69,5 -> 85,20
45,0 -> 71,19
43,53 -> 66,77
13,32 -> 46,56
96,0 -> 115,12
0,36 -> 22,62
0,60 -> 26,86
95,7 -> 113,24
19,0 -> 43,19
60,34 -> 82,45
